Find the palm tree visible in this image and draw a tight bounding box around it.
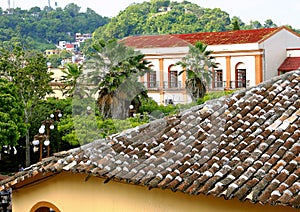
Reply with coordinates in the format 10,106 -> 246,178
85,39 -> 151,119
61,63 -> 84,97
177,41 -> 217,101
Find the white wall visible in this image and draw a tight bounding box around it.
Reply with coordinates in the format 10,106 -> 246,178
147,93 -> 161,104
137,47 -> 188,55
209,43 -> 259,52
286,49 -> 300,57
260,28 -> 300,80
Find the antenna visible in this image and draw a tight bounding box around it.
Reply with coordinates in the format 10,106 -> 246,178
48,0 -> 51,8
7,0 -> 10,10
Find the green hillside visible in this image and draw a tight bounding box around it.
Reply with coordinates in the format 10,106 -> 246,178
93,0 -> 298,40
0,3 -> 109,51
0,0 -> 298,51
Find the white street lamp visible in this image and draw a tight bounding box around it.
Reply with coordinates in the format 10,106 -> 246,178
44,139 -> 50,146
32,140 -> 39,146
39,127 -> 45,134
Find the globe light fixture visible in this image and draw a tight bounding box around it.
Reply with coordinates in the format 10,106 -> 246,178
32,140 -> 39,146
44,139 -> 50,146
39,127 -> 45,134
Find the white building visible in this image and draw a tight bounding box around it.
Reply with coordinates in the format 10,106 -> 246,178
121,26 -> 300,105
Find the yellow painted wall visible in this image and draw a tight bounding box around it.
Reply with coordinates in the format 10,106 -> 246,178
12,172 -> 298,212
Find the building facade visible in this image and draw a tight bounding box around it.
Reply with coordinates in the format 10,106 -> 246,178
122,26 -> 300,105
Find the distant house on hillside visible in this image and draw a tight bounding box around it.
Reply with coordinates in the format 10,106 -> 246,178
44,49 -> 60,56
75,33 -> 92,47
121,26 -> 300,105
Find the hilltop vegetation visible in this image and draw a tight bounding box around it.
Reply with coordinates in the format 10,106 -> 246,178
93,0 -> 299,40
0,0 -> 298,51
0,3 -> 109,51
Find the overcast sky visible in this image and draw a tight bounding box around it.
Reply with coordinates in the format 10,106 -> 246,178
1,0 -> 299,29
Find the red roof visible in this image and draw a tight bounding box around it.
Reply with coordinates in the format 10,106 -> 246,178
121,28 -> 282,48
278,57 -> 300,71
65,44 -> 74,48
173,27 -> 279,45
120,34 -> 190,48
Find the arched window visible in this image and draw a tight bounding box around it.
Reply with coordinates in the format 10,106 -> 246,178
30,201 -> 61,212
168,65 -> 178,88
235,62 -> 247,88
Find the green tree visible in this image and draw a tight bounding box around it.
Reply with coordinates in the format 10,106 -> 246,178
245,20 -> 262,29
177,41 -> 216,101
58,111 -> 149,146
264,19 -> 277,28
46,54 -> 61,68
150,0 -> 171,13
0,46 -> 53,166
0,78 -> 26,150
84,39 -> 150,119
228,16 -> 245,30
232,19 -> 240,30
59,50 -> 72,59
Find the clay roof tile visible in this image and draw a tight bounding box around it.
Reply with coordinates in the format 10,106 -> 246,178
1,70 -> 300,209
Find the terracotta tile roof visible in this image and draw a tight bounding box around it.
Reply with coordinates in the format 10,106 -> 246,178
0,175 -> 8,181
121,28 -> 281,48
1,71 -> 300,208
120,34 -> 190,48
278,57 -> 300,72
173,27 -> 280,45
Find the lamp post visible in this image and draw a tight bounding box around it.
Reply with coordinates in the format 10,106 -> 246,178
50,109 -> 63,121
32,110 -> 62,161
